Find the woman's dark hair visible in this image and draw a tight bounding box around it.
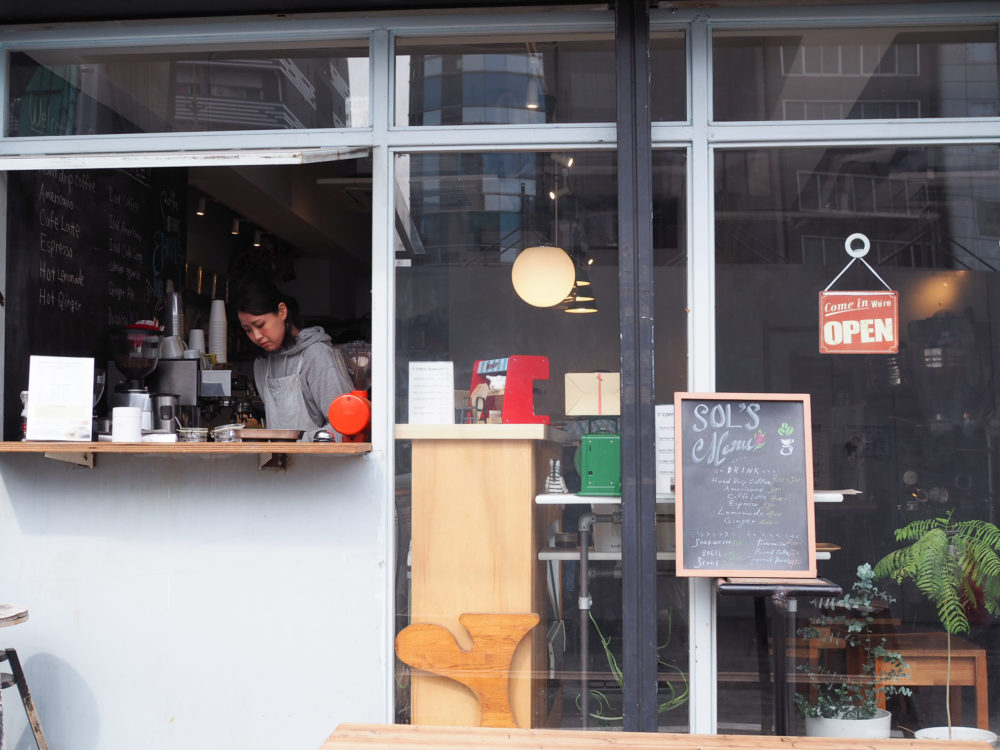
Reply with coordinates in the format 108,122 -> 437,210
232,277 -> 302,345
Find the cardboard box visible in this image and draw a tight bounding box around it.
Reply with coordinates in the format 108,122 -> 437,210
564,372 -> 620,416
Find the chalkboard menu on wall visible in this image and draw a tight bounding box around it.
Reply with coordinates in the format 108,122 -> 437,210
4,167 -> 186,439
674,393 -> 816,578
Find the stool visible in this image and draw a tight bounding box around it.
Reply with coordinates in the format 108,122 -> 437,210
0,604 -> 49,750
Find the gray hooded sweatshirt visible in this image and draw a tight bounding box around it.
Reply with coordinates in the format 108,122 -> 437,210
253,326 -> 354,441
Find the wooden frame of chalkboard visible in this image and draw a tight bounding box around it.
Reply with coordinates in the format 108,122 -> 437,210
674,392 -> 816,578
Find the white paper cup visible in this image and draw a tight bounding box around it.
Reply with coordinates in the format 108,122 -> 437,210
111,406 -> 142,442
161,335 -> 185,359
208,302 -> 228,363
188,328 -> 205,353
183,349 -> 200,359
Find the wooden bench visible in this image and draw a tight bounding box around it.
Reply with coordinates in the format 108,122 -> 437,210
321,722 -> 994,750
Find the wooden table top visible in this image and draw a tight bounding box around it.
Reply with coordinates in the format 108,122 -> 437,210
883,631 -> 985,655
0,604 -> 28,627
321,722 -> 995,750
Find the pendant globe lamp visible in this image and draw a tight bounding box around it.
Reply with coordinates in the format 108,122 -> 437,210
511,245 -> 575,307
510,172 -> 575,308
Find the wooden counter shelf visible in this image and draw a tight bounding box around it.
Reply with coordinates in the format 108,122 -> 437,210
0,440 -> 371,467
0,440 -> 370,455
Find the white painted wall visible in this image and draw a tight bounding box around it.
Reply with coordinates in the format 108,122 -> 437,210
0,450 -> 389,750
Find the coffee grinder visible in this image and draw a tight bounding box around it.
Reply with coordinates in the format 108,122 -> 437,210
109,323 -> 163,429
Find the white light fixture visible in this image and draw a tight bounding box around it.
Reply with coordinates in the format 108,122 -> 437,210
525,78 -> 540,110
570,283 -> 594,302
511,245 -> 576,307
552,154 -> 574,169
231,218 -> 240,235
253,230 -> 262,248
565,297 -> 598,314
195,198 -> 207,216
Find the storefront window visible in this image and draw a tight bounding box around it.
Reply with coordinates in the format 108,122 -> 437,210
393,150 -> 636,728
649,31 -> 688,122
714,144 -> 1000,732
2,159 -> 373,441
6,43 -> 370,136
394,35 -> 615,126
713,25 -> 999,121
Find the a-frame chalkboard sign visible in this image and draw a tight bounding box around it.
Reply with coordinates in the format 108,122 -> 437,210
674,392 -> 816,578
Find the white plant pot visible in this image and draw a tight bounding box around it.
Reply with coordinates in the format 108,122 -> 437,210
804,709 -> 892,738
914,727 -> 999,747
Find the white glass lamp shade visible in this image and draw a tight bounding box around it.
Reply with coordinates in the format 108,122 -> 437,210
511,245 -> 576,307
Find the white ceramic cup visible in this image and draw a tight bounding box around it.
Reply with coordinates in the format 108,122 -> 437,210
183,349 -> 200,359
188,328 -> 205,353
111,406 -> 142,442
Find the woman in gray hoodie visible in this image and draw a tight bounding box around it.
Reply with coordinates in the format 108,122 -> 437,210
234,278 -> 353,441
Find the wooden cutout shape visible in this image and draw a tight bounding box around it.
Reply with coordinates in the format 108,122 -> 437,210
395,612 -> 539,728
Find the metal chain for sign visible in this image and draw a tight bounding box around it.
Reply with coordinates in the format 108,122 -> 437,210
823,233 -> 894,292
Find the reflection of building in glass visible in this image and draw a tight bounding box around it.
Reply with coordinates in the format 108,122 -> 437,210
718,146 -> 1000,272
406,152 -> 541,264
404,51 -> 547,126
715,27 -> 1000,121
172,57 -> 352,130
7,51 -> 353,136
400,41 -> 616,127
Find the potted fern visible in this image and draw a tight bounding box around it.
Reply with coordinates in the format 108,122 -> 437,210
795,563 -> 910,738
873,511 -> 1000,743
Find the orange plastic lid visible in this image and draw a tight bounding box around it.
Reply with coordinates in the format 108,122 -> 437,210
328,392 -> 371,435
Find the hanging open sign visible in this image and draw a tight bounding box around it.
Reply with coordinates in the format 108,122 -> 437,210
819,233 -> 899,355
819,291 -> 899,353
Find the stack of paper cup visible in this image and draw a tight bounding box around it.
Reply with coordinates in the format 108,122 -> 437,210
208,300 -> 228,364
111,406 -> 142,442
188,328 -> 206,353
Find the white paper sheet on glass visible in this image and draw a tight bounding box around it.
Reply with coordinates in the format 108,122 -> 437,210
26,355 -> 94,441
408,361 -> 455,425
655,403 -> 675,495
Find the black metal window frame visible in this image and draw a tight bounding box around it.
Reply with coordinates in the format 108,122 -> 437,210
616,0 -> 659,732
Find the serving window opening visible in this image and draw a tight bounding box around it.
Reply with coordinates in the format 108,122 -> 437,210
2,157 -> 373,444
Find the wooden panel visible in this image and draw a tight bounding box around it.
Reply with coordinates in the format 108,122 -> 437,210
408,436 -> 557,728
395,614 -> 540,728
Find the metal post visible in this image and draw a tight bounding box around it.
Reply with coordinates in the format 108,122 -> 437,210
578,512 -> 595,729
616,0 -> 658,733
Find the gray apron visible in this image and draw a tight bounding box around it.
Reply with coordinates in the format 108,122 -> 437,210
262,356 -> 316,435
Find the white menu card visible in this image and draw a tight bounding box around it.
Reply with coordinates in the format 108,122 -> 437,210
26,355 -> 94,441
408,361 -> 455,425
655,403 -> 675,495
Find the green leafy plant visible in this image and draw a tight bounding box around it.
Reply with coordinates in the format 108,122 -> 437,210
873,511 -> 1000,731
795,563 -> 910,720
576,611 -> 688,724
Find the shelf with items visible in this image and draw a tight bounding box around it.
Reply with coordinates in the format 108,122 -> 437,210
0,440 -> 370,468
535,489 -> 847,505
0,440 -> 369,455
537,547 -> 834,562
